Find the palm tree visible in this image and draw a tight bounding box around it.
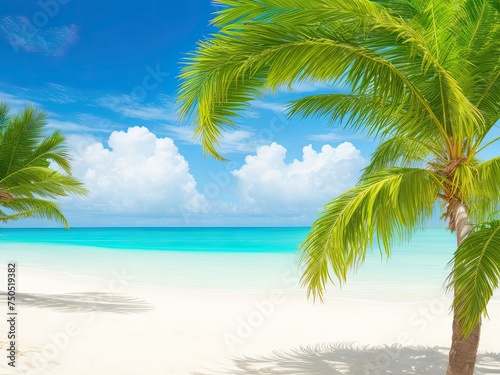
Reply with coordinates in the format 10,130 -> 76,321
0,103 -> 87,227
177,0 -> 499,373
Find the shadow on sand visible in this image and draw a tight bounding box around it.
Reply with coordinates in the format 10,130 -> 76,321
0,291 -> 153,314
193,343 -> 500,375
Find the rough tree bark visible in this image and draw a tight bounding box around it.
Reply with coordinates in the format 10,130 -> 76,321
446,203 -> 481,375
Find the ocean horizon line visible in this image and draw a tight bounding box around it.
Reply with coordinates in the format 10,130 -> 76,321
1,225 -> 450,230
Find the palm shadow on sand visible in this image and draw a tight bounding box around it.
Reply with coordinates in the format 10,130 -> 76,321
0,291 -> 153,314
193,343 -> 500,375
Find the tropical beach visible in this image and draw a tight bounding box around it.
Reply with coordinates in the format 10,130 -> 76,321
1,0 -> 499,374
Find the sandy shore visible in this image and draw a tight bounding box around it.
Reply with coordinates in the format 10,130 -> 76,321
1,266 -> 499,375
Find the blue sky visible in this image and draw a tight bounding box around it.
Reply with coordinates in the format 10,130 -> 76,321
1,1 -> 496,228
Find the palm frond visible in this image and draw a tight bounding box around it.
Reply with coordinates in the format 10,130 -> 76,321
0,105 -> 46,179
0,102 -> 9,128
0,198 -> 69,227
179,0 -> 488,159
26,130 -> 72,174
361,136 -> 441,177
211,0 -> 394,29
447,220 -> 500,338
0,103 -> 88,227
451,0 -> 500,137
370,0 -> 418,18
0,167 -> 87,199
298,167 -> 441,301
179,30 -> 446,157
453,0 -> 499,59
287,94 -> 440,143
469,156 -> 500,222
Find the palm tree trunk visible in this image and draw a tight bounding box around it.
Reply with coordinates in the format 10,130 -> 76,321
447,318 -> 481,375
446,203 -> 481,375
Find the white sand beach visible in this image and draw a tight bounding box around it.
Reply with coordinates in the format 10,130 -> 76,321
1,266 -> 500,375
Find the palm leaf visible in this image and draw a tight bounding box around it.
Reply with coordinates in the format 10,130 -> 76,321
298,167 -> 441,301
361,136 -> 441,177
447,220 -> 500,338
0,102 -> 9,128
179,0 -> 487,159
0,105 -> 46,179
1,168 -> 86,199
179,31 -> 446,156
287,94 -> 438,142
468,156 -> 500,222
0,103 -> 88,227
0,198 -> 69,227
25,130 -> 72,174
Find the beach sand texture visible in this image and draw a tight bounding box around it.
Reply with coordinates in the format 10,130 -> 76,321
0,266 -> 499,375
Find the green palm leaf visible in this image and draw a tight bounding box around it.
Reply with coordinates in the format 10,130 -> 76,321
447,220 -> 500,338
179,0 -> 496,159
0,197 -> 69,227
361,136 -> 441,177
0,103 -> 88,228
468,156 -> 500,222
299,167 -> 441,301
287,94 -> 439,142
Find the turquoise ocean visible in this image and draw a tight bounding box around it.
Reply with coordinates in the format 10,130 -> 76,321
0,227 -> 476,302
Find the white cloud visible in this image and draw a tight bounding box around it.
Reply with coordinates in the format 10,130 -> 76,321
307,133 -> 345,142
67,126 -> 207,216
231,142 -> 364,213
307,132 -> 370,142
0,16 -> 78,56
97,94 -> 177,122
35,83 -> 81,104
0,83 -> 88,106
0,91 -> 38,110
219,130 -> 261,153
46,114 -> 125,134
163,125 -> 199,145
73,113 -> 124,132
250,100 -> 287,113
307,132 -> 369,142
47,120 -> 95,133
47,119 -> 120,134
165,125 -> 266,154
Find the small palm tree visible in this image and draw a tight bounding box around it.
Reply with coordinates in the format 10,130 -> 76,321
0,103 -> 87,227
178,0 -> 499,373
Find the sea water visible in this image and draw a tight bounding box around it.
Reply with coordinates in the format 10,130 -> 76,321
0,227 -> 464,301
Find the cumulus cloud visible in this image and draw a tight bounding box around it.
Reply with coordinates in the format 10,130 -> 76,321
58,127 -> 364,224
231,142 -> 364,213
1,16 -> 78,56
67,126 -> 207,216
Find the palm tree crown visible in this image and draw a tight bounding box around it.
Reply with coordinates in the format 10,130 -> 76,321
0,103 -> 87,227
